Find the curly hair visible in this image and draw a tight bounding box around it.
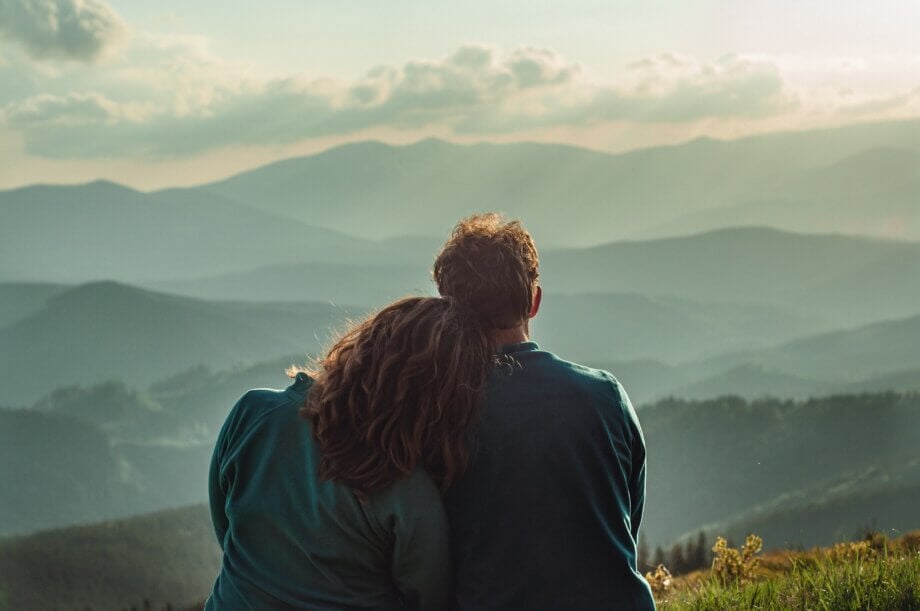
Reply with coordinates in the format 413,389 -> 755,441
433,213 -> 539,330
298,297 -> 491,496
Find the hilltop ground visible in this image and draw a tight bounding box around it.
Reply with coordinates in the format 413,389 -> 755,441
1,508 -> 916,610
654,530 -> 920,610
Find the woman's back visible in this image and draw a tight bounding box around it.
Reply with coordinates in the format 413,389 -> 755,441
206,373 -> 449,610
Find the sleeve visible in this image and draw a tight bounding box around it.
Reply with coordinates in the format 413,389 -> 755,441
629,426 -> 647,544
208,393 -> 248,549
368,468 -> 452,611
622,387 -> 648,544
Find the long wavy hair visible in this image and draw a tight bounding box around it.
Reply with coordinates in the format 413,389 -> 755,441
297,296 -> 491,497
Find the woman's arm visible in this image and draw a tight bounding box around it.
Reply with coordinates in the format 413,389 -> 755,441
368,468 -> 451,611
208,393 -> 249,549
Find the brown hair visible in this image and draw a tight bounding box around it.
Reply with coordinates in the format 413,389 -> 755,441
298,297 -> 490,496
433,213 -> 539,330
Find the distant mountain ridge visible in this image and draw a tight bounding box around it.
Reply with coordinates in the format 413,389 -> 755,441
0,180 -> 436,283
195,118 -> 920,244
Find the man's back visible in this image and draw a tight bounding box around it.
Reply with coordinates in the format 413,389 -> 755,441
445,341 -> 656,611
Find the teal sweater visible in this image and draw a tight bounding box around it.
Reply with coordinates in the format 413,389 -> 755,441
205,373 -> 450,610
446,342 -> 655,610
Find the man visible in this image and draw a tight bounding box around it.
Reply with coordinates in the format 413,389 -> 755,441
435,213 -> 656,610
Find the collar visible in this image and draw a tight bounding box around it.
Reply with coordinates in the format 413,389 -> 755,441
497,340 -> 539,355
287,371 -> 314,396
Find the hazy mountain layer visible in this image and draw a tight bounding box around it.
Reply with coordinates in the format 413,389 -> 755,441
0,282 -> 357,405
706,312 -> 920,381
140,225 -> 920,339
541,226 -> 920,330
651,147 -> 920,239
0,282 -> 67,328
534,291 -> 818,363
154,261 -> 436,306
0,181 -> 435,283
0,278 -> 845,406
4,272 -> 920,408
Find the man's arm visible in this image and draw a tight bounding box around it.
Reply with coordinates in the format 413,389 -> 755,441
629,428 -> 647,544
613,379 -> 648,544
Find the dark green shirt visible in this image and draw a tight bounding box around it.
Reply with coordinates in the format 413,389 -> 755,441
206,373 -> 450,610
445,342 -> 655,610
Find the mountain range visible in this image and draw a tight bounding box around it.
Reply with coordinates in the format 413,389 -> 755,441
0,116 -> 918,588
3,118 -> 920,289
199,119 -> 920,245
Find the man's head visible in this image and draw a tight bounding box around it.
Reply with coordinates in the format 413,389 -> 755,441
433,213 -> 541,331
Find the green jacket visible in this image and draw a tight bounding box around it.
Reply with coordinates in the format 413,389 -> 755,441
205,372 -> 449,610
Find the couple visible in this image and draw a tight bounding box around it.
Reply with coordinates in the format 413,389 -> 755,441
206,214 -> 656,610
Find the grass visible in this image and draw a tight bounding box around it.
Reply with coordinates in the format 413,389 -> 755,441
655,531 -> 920,610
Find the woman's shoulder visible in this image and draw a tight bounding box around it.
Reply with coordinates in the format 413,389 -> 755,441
219,374 -> 314,444
238,372 -> 313,414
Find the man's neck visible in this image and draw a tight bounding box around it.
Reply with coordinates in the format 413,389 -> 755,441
488,324 -> 529,350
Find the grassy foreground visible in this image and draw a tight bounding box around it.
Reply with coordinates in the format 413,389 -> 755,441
654,531 -> 920,610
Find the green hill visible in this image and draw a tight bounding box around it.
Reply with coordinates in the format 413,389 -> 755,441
0,409 -> 132,536
640,392 -> 920,546
0,504 -> 218,611
0,282 -> 355,405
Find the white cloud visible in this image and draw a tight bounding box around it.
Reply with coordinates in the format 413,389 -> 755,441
3,91 -> 151,125
0,44 -> 799,158
0,0 -> 127,62
837,87 -> 920,116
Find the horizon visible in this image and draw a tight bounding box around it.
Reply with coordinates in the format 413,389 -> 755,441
2,114 -> 918,193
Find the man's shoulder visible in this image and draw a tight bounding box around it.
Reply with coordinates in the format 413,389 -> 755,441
536,350 -> 627,399
531,350 -> 641,430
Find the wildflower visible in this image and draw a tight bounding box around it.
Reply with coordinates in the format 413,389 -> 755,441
711,534 -> 763,585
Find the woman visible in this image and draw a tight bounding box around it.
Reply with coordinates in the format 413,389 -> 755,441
205,297 -> 490,610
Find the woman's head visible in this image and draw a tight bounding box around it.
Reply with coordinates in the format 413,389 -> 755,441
300,296 -> 490,497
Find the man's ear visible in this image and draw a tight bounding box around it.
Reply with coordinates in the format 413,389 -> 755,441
528,285 -> 542,319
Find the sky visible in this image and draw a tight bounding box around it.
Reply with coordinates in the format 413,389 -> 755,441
0,0 -> 918,189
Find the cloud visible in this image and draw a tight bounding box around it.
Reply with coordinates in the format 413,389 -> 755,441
837,87 -> 920,116
1,44 -> 796,158
5,91 -> 118,125
0,0 -> 126,62
616,53 -> 794,122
